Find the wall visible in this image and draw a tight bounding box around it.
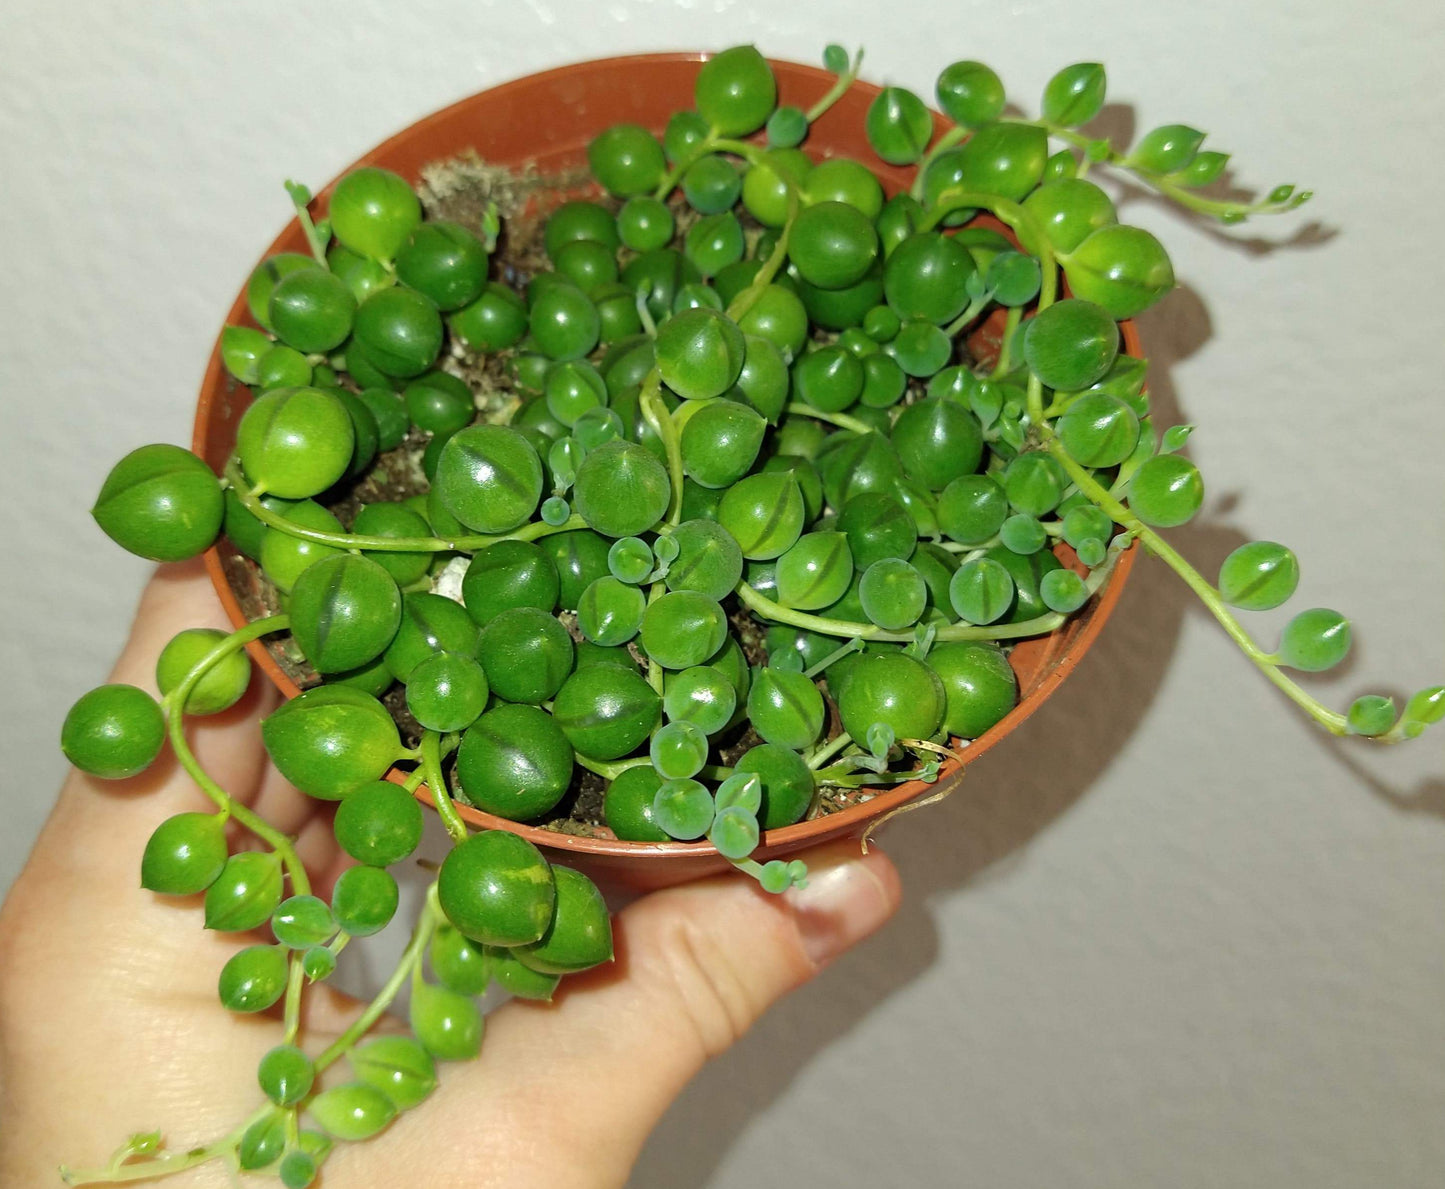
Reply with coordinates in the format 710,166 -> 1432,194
1,1 -> 1442,1185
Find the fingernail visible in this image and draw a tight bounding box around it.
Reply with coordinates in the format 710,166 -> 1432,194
789,857 -> 895,968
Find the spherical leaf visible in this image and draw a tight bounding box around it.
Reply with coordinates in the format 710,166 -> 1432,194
329,167 -> 421,263
1347,695 -> 1397,738
396,220 -> 489,311
330,865 -> 399,937
718,472 -> 805,560
477,607 -> 573,705
288,554 -> 402,675
204,852 -> 284,932
349,1035 -> 437,1110
308,1082 -> 398,1141
1039,568 -> 1089,613
573,440 -> 671,538
1217,541 -> 1300,611
269,267 -> 356,354
709,806 -> 761,860
651,777 -> 716,840
461,540 -> 560,626
890,398 -> 984,490
456,703 -> 575,821
514,865 -> 613,975
680,399 -> 766,488
650,720 -> 710,780
588,124 -> 667,196
695,45 -> 777,137
776,532 -> 854,611
92,444 -> 224,561
1057,392 -> 1140,467
859,558 -> 928,630
926,640 -> 1019,738
61,683 -> 165,779
434,425 -> 543,534
1128,454 -> 1204,528
218,941 -> 286,1011
666,518 -> 745,601
140,812 -> 228,895
258,1043 -> 315,1106
883,232 -> 976,324
938,475 -> 1009,545
237,388 -> 355,499
746,667 -> 825,750
734,742 -> 815,828
836,653 -> 945,743
602,765 -> 670,841
1130,124 -> 1206,175
552,664 -> 661,760
271,894 -> 336,949
261,686 -> 400,799
1041,62 -> 1106,126
1002,452 -> 1068,517
640,591 -> 729,670
1062,225 -> 1174,319
578,576 -> 646,646
429,924 -> 493,996
866,86 -> 933,165
352,287 -> 444,378
1278,608 -> 1351,673
949,558 -> 1015,624
935,60 -> 1005,128
656,306 -> 746,401
410,980 -> 484,1062
790,201 -> 879,290
332,780 -> 425,867
1022,179 -> 1118,256
438,829 -> 555,946
999,513 -> 1048,555
1023,299 -> 1120,392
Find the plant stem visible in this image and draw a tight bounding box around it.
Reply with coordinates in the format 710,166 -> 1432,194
643,581 -> 666,692
162,615 -> 311,895
990,306 -> 1022,378
314,884 -> 442,1074
1040,436 -> 1349,734
59,1104 -> 272,1186
420,730 -> 468,844
943,292 -> 994,339
910,124 -> 968,201
724,182 -> 798,325
806,731 -> 854,770
281,953 -> 306,1045
1026,121 -> 1311,222
285,181 -> 330,266
784,402 -> 875,435
805,48 -> 864,123
637,370 -> 684,527
735,579 -> 1090,643
803,638 -> 862,680
575,754 -> 652,781
224,459 -> 584,551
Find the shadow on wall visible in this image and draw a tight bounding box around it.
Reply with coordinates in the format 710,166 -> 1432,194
628,276 -> 1267,1186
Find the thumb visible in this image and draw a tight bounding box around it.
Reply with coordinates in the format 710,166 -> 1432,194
342,840 -> 900,1189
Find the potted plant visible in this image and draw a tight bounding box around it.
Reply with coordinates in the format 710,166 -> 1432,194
47,45 -> 1440,1186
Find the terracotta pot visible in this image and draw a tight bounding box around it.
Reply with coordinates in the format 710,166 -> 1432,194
194,52 -> 1140,890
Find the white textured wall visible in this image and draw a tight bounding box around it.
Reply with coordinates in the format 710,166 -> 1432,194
2,2 -> 1443,1186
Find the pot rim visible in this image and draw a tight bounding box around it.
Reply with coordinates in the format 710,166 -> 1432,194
194,50 -> 1141,864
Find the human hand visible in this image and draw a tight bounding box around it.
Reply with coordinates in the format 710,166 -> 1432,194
0,563 -> 901,1187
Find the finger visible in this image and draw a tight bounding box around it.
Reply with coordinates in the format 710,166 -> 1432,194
332,841 -> 900,1188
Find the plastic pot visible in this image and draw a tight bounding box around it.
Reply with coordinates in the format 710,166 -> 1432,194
194,52 -> 1139,890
